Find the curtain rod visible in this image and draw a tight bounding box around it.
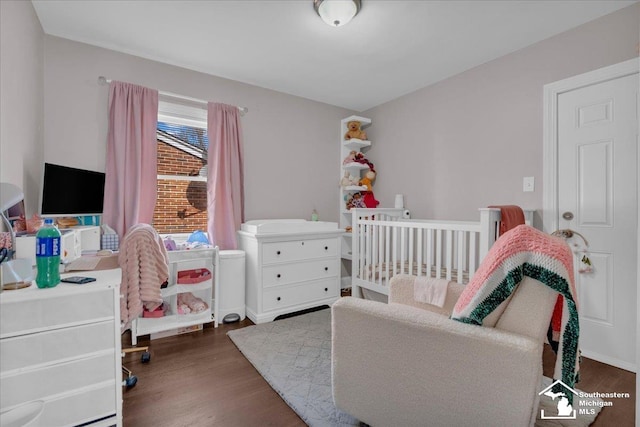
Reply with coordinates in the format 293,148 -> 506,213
97,76 -> 248,115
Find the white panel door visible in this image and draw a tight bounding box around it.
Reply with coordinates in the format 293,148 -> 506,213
558,73 -> 638,371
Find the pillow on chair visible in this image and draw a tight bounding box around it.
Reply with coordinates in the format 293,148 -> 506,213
494,277 -> 558,341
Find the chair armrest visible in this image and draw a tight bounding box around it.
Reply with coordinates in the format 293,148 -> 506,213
331,297 -> 542,427
389,274 -> 465,316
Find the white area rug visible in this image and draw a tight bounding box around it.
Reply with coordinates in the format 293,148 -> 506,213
228,308 -> 602,427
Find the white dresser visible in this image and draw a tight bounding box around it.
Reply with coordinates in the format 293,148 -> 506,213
238,220 -> 342,324
0,269 -> 122,427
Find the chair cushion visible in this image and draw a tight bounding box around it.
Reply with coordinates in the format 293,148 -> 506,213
494,277 -> 558,341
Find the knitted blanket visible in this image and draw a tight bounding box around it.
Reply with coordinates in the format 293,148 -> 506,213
451,225 -> 580,399
119,223 -> 169,331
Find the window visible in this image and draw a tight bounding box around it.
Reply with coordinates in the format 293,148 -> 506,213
152,99 -> 209,234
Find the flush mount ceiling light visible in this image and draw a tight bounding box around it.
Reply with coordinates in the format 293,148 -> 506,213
314,0 -> 361,27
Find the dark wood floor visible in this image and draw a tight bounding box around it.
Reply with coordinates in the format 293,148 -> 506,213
542,346 -> 636,427
122,311 -> 635,427
122,318 -> 304,427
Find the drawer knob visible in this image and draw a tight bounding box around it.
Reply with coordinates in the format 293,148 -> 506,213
277,274 -> 281,278
277,296 -> 281,301
277,250 -> 281,255
324,267 -> 328,271
324,246 -> 328,250
301,241 -> 305,245
324,287 -> 328,292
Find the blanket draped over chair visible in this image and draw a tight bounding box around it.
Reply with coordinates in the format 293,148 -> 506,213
119,223 -> 169,331
452,225 -> 580,401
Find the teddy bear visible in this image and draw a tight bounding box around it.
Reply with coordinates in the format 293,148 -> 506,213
359,170 -> 376,191
344,121 -> 367,141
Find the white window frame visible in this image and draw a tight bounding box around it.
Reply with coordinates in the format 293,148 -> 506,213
157,98 -> 208,183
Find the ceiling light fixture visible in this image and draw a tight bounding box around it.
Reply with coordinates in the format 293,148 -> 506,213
314,0 -> 361,27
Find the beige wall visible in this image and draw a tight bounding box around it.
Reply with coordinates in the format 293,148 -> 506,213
43,36 -> 353,223
363,3 -> 639,225
0,0 -> 44,216
7,3 -> 638,225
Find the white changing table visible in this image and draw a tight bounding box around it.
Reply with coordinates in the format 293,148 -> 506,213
238,220 -> 343,324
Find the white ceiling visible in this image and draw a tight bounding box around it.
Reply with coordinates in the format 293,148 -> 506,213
32,0 -> 636,111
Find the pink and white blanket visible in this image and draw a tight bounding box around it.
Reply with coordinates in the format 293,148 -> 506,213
119,223 -> 169,331
452,225 -> 580,396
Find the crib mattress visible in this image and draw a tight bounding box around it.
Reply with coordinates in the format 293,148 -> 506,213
361,261 -> 470,283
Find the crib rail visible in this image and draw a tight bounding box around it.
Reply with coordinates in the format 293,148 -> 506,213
351,208 -> 504,297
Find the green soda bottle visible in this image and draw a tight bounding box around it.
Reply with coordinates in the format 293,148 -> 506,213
35,218 -> 61,288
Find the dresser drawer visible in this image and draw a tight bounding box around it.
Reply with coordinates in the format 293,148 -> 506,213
1,321 -> 115,373
36,382 -> 117,427
262,258 -> 339,288
1,288 -> 114,338
1,352 -> 115,409
262,238 -> 338,264
262,278 -> 339,312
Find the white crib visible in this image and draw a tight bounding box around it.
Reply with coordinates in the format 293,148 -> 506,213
350,208 -> 534,298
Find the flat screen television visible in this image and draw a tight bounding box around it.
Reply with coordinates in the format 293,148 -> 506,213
41,163 -> 106,216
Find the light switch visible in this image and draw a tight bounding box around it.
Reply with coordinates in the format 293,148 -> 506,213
523,177 -> 535,192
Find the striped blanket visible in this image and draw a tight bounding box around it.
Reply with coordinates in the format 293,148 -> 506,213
451,225 -> 580,399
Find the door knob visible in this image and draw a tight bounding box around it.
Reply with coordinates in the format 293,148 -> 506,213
562,212 -> 574,221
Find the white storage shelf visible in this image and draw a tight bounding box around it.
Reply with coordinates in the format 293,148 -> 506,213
343,185 -> 368,192
131,248 -> 219,345
343,162 -> 370,172
339,116 -> 373,287
342,139 -> 371,151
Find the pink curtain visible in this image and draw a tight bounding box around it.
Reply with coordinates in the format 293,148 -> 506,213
207,103 -> 245,250
103,81 -> 159,238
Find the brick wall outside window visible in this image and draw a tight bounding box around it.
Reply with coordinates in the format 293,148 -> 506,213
153,141 -> 208,234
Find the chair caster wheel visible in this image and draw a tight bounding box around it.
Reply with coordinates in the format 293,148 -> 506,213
141,351 -> 151,363
125,375 -> 138,388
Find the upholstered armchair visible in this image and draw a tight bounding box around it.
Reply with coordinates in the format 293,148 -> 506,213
331,274 -> 559,427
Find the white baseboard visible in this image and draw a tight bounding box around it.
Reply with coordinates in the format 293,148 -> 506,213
580,349 -> 636,373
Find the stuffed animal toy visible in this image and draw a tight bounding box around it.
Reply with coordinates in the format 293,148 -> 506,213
354,152 -> 375,172
177,292 -> 208,313
344,121 -> 367,141
346,192 -> 366,210
359,170 -> 376,191
177,302 -> 191,315
551,229 -> 593,274
340,172 -> 351,188
342,150 -> 357,165
363,192 -> 379,208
